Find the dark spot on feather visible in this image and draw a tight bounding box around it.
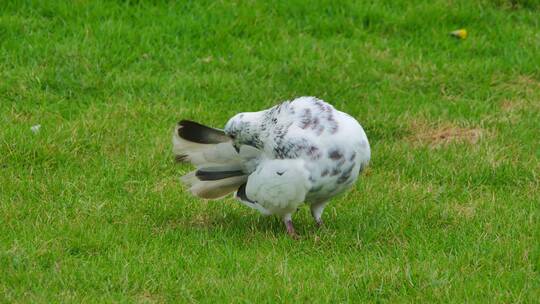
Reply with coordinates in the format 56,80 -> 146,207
311,118 -> 320,129
276,171 -> 284,176
327,115 -> 339,134
299,108 -> 312,129
324,105 -> 332,113
349,152 -> 356,162
321,169 -> 329,177
331,167 -> 340,176
329,149 -> 343,160
337,164 -> 355,184
243,137 -> 263,149
313,99 -> 326,111
273,146 -> 288,159
306,145 -> 321,160
337,175 -> 348,184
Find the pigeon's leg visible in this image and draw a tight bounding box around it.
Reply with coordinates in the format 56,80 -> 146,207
283,213 -> 298,239
310,201 -> 328,228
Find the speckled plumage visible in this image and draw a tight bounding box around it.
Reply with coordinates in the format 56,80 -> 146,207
173,96 -> 370,237
225,97 -> 370,203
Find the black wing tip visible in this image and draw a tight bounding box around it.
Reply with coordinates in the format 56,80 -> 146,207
178,119 -> 201,127
176,119 -> 229,144
195,169 -> 245,181
174,154 -> 189,163
236,183 -> 255,204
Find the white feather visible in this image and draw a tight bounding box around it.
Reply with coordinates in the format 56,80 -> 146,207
172,125 -> 241,167
245,159 -> 310,216
189,176 -> 248,200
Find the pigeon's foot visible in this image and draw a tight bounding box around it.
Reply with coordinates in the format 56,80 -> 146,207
283,214 -> 299,239
285,219 -> 299,239
310,201 -> 327,229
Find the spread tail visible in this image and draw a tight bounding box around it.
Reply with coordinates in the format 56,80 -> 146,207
181,167 -> 248,199
173,120 -> 248,199
172,120 -> 240,167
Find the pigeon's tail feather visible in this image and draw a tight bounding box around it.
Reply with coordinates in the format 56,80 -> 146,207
173,120 -> 240,167
195,167 -> 245,181
181,167 -> 248,200
173,120 -> 257,199
176,120 -> 230,144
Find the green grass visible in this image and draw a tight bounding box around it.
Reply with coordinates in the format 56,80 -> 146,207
1,0 -> 539,302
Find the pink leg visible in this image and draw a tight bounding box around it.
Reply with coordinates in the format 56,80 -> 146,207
283,214 -> 299,239
310,201 -> 327,228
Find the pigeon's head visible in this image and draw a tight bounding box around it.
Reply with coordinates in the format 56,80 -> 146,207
224,112 -> 263,152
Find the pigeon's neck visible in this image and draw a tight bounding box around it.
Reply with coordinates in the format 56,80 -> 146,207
246,112 -> 266,149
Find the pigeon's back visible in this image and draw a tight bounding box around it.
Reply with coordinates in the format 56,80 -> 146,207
255,97 -> 371,202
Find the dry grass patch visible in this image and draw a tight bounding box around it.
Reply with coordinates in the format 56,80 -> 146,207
500,98 -> 539,113
500,99 -> 525,113
497,75 -> 540,101
515,75 -> 540,88
491,74 -> 540,117
451,204 -> 476,220
407,119 -> 485,148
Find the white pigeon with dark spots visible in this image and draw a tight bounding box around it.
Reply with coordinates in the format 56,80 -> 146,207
173,96 -> 370,238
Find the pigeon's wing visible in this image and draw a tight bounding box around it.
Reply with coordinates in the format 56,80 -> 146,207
238,159 -> 311,215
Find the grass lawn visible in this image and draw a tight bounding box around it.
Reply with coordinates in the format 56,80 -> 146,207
1,0 -> 539,302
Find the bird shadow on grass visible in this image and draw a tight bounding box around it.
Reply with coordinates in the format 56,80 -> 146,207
143,197 -> 406,249
146,204 -> 344,244
144,206 -> 427,260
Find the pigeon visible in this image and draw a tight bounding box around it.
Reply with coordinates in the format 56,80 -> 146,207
173,96 -> 370,238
